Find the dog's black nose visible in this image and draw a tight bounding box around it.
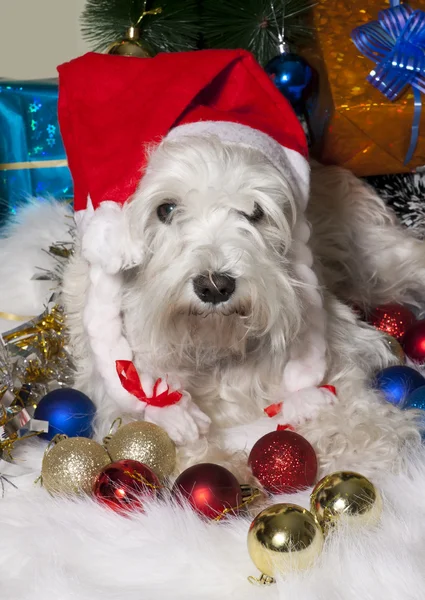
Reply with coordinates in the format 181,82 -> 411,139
193,272 -> 236,304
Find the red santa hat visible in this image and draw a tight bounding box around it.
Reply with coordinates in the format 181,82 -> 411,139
58,49 -> 327,412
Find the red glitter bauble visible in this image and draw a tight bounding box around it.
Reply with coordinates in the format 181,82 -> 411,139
172,463 -> 242,520
93,459 -> 160,512
248,430 -> 317,494
402,320 -> 425,363
367,303 -> 416,340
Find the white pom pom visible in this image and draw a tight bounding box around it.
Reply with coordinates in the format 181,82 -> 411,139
81,201 -> 143,274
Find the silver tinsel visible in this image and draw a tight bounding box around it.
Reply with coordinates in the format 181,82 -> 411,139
367,173 -> 425,238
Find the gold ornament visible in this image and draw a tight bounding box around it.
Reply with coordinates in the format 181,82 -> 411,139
41,435 -> 110,495
108,26 -> 152,58
247,503 -> 324,585
383,334 -> 406,364
310,471 -> 383,533
105,421 -> 176,479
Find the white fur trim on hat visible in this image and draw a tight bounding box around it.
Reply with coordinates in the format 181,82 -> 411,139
166,121 -> 310,210
81,199 -> 143,274
77,200 -> 143,412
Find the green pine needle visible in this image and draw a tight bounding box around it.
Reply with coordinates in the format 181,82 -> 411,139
81,0 -> 200,54
202,0 -> 315,65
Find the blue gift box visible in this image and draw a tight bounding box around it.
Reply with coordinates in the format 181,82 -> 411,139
0,79 -> 73,224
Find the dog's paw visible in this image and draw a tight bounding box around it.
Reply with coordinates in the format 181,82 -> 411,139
144,392 -> 211,446
282,386 -> 336,425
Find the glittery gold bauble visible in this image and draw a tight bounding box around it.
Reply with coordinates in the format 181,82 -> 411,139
247,503 -> 324,584
310,471 -> 382,534
107,26 -> 151,58
105,421 -> 176,479
41,436 -> 110,495
383,334 -> 406,364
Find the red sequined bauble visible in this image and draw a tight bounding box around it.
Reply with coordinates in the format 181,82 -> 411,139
93,459 -> 160,512
248,430 -> 318,494
367,304 -> 416,340
172,463 -> 242,520
402,320 -> 425,363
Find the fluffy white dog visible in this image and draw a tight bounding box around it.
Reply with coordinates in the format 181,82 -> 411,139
59,134 -> 423,479
2,50 -> 422,484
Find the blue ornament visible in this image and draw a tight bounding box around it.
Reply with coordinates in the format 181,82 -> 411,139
404,385 -> 425,411
34,388 -> 96,441
265,52 -> 314,114
373,365 -> 425,406
404,385 -> 425,439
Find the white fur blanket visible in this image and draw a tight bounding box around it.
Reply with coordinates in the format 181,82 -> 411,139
1,202 -> 425,600
1,440 -> 425,600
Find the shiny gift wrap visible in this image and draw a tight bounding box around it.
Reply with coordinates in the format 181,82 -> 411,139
305,0 -> 425,176
0,80 -> 73,223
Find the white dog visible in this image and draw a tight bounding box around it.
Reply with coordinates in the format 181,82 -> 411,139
2,49 -> 422,483
59,134 -> 423,479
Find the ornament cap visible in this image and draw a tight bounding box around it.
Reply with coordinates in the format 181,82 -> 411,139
248,574 -> 275,586
279,39 -> 291,54
107,34 -> 151,58
127,25 -> 140,41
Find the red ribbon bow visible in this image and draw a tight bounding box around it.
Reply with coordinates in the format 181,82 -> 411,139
116,360 -> 183,408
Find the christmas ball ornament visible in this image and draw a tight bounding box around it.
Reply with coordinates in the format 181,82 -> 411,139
404,385 -> 425,411
248,430 -> 317,493
402,320 -> 425,363
367,303 -> 416,340
93,459 -> 160,512
108,26 -> 152,58
172,463 -> 242,520
383,334 -> 406,364
310,471 -> 382,534
404,386 -> 425,435
34,388 -> 96,441
247,503 -> 324,584
105,421 -> 176,479
265,51 -> 314,115
373,365 -> 425,406
41,436 -> 110,495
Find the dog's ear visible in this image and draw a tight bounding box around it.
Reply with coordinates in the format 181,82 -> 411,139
81,200 -> 144,274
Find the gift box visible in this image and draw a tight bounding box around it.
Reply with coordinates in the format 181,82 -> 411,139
0,80 -> 73,224
305,0 -> 425,177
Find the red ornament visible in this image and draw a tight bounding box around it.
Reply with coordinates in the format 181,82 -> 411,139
402,320 -> 425,363
172,463 -> 242,520
367,303 -> 416,340
93,459 -> 161,512
248,430 -> 317,494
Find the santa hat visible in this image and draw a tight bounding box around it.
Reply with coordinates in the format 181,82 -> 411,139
57,49 -> 327,410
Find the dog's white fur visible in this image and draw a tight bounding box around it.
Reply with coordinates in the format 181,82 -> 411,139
56,135 -> 424,480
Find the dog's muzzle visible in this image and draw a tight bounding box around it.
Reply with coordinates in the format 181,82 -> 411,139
193,272 -> 236,305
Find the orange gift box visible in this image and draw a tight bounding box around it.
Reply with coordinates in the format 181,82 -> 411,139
305,0 -> 425,176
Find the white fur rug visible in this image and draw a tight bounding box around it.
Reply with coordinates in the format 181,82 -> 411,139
2,440 -> 425,600
1,201 -> 425,599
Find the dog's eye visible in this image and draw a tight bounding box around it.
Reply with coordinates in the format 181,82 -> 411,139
157,202 -> 177,223
240,202 -> 264,224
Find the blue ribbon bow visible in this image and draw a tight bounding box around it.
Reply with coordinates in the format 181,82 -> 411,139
351,0 -> 425,164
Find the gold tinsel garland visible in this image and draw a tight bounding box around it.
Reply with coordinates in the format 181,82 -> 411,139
0,242 -> 75,461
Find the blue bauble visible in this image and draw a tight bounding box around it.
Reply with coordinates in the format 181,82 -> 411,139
373,366 -> 425,406
34,388 -> 96,441
404,385 -> 425,439
265,53 -> 313,112
404,385 -> 425,411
